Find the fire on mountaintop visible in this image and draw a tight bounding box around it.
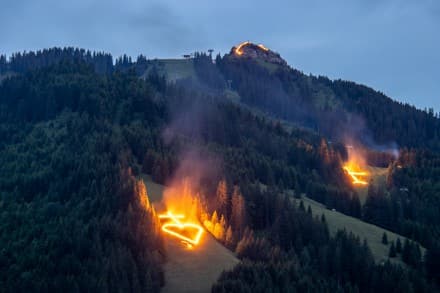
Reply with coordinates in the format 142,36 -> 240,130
234,41 -> 270,56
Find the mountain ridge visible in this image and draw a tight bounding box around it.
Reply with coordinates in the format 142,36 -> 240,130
1,46 -> 440,291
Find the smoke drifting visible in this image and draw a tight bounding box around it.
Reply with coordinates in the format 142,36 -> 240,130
338,113 -> 400,166
160,89 -> 223,216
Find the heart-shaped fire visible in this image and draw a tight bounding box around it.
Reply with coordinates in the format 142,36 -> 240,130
159,212 -> 204,245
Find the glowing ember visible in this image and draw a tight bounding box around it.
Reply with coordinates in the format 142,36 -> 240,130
159,211 -> 204,246
234,41 -> 250,56
234,41 -> 270,56
257,44 -> 269,51
343,164 -> 369,186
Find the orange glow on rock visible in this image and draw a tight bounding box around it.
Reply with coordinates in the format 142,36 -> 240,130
159,211 -> 204,246
257,44 -> 269,51
234,41 -> 250,56
234,41 -> 270,56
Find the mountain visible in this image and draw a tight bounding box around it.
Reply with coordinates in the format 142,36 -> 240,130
230,41 -> 287,66
0,46 -> 439,292
216,42 -> 440,151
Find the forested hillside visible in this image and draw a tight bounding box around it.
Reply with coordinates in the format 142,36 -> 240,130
216,52 -> 440,151
0,63 -> 165,292
0,49 -> 439,292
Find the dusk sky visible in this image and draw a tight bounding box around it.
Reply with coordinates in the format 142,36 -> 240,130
1,0 -> 439,111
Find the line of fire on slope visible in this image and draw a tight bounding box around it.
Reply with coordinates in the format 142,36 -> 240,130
159,211 -> 204,249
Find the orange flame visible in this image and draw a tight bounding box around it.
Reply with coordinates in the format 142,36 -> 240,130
159,211 -> 204,246
234,41 -> 250,56
343,165 -> 369,185
234,41 -> 270,56
342,145 -> 370,186
257,44 -> 269,51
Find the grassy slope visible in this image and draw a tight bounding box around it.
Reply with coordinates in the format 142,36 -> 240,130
294,195 -> 425,265
161,59 -> 196,82
161,229 -> 239,293
141,175 -> 239,293
143,59 -> 196,83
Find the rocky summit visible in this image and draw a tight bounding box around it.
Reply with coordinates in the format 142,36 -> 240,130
229,41 -> 287,66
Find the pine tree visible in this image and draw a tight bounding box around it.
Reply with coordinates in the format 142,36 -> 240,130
414,244 -> 422,268
231,185 -> 246,238
220,214 -> 227,230
135,180 -> 150,211
299,200 -> 305,211
214,222 -> 225,240
402,239 -> 411,263
216,179 -> 228,217
389,242 -> 396,258
396,238 -> 402,253
225,225 -> 234,247
382,232 -> 388,245
425,245 -> 440,284
211,210 -> 219,226
350,195 -> 362,218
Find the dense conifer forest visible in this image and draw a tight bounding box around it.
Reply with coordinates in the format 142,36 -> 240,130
1,49 -> 439,292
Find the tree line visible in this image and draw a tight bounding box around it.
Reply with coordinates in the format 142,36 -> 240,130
1,49 -> 439,291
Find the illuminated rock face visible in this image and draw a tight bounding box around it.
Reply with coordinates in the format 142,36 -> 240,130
230,42 -> 287,66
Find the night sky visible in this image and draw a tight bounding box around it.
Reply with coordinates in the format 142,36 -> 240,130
2,0 -> 439,111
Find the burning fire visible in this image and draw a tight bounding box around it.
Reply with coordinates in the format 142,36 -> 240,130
234,41 -> 270,56
257,43 -> 269,52
342,145 -> 370,186
234,41 -> 250,56
159,211 -> 204,247
343,158 -> 370,185
343,164 -> 369,185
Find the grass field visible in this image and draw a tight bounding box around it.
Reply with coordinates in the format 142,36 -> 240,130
141,175 -> 239,292
141,175 -> 164,203
161,229 -> 239,293
148,59 -> 196,82
294,195 -> 425,265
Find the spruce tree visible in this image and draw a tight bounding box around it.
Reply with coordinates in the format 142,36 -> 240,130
216,179 -> 229,218
382,232 -> 388,245
396,238 -> 402,253
402,239 -> 411,263
389,242 -> 396,258
299,200 -> 305,211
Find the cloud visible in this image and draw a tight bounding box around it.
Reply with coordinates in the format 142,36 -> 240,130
0,0 -> 439,111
